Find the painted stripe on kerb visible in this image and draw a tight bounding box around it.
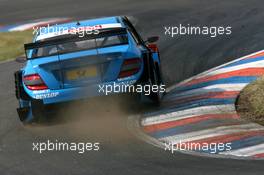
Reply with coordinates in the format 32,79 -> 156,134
143,113 -> 239,133
160,123 -> 263,144
142,104 -> 235,126
220,143 -> 264,157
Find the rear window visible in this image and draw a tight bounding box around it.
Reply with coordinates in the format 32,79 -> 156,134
28,30 -> 128,59
96,35 -> 128,48
33,39 -> 97,58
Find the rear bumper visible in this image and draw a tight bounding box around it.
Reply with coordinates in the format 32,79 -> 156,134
23,75 -> 140,105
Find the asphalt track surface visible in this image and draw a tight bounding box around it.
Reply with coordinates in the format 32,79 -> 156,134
0,0 -> 264,174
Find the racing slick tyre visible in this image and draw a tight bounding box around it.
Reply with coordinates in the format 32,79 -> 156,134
15,71 -> 46,124
148,60 -> 164,105
17,100 -> 46,125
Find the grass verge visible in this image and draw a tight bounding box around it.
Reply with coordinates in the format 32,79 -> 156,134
0,31 -> 33,62
236,76 -> 264,125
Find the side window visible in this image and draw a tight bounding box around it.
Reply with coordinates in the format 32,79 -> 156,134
129,30 -> 140,44
122,17 -> 144,45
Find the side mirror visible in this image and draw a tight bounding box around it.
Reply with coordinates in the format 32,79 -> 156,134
145,36 -> 159,43
15,56 -> 27,63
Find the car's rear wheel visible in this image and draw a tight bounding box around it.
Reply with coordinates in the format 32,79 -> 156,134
18,100 -> 46,124
148,60 -> 164,105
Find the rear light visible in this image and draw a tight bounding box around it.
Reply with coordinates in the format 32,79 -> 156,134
118,58 -> 141,78
147,44 -> 159,52
23,74 -> 48,90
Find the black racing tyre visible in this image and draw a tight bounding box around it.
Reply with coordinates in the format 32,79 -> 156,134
14,70 -> 30,100
149,60 -> 164,105
22,100 -> 46,124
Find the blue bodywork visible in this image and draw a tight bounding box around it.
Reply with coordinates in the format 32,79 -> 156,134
15,16 -> 161,122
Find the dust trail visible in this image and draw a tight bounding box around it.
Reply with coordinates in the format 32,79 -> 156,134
26,94 -> 156,145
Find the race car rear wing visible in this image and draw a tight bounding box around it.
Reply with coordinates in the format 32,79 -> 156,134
24,28 -> 127,60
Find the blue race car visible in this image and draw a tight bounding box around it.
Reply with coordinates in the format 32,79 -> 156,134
14,16 -> 164,123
